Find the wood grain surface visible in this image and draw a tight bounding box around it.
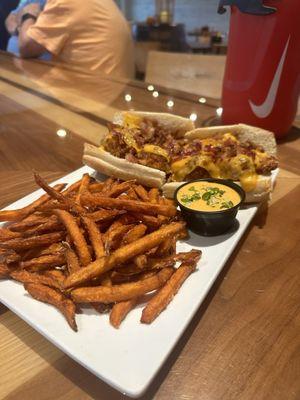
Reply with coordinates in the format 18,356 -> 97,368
0,52 -> 299,400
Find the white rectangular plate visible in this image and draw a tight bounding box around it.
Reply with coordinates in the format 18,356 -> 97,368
0,167 -> 274,397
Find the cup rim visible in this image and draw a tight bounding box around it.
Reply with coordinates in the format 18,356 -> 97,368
174,178 -> 246,215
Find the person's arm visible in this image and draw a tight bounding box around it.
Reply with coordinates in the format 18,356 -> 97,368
19,18 -> 46,58
19,0 -> 69,59
18,3 -> 47,58
6,0 -> 44,37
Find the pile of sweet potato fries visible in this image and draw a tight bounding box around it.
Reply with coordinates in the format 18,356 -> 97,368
0,173 -> 201,330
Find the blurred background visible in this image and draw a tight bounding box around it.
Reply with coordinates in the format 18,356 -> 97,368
1,0 -> 298,130
117,0 -> 228,99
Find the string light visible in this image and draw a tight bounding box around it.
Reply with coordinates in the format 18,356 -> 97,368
152,91 -> 159,98
198,97 -> 206,104
167,100 -> 174,108
56,129 -> 67,138
189,113 -> 197,122
147,85 -> 154,91
216,107 -> 223,117
124,94 -> 132,102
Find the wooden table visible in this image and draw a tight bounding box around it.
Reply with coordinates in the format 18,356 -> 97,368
0,51 -> 299,400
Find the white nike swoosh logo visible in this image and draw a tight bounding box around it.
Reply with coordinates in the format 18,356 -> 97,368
249,35 -> 290,118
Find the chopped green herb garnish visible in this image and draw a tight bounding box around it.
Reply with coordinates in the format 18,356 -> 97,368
202,192 -> 211,202
220,200 -> 234,209
181,192 -> 201,205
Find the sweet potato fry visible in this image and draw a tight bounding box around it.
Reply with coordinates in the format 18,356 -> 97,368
110,250 -> 201,282
133,213 -> 161,229
0,248 -> 21,264
0,231 -> 65,250
156,237 -> 174,257
80,194 -> 177,217
146,246 -> 159,256
176,229 -> 189,241
43,269 -> 66,285
0,227 -> 22,240
89,182 -> 105,193
102,216 -> 129,242
23,215 -> 62,237
148,188 -> 159,203
0,263 -> 10,278
88,209 -> 126,223
34,173 -> 69,203
133,254 -> 148,269
118,194 -> 130,200
22,248 -> 41,261
64,245 -> 81,274
157,197 -> 169,225
110,298 -> 138,328
20,253 -> 65,271
126,187 -> 139,200
81,216 -> 105,259
163,198 -> 176,207
101,177 -> 114,194
147,250 -> 202,271
105,224 -> 134,254
121,224 -> 147,245
115,251 -> 200,277
100,273 -> 112,287
115,214 -> 138,225
54,210 -> 91,266
133,185 -> 149,202
111,270 -> 159,285
35,174 -> 85,214
76,173 -> 90,204
39,242 -> 65,256
104,181 -> 134,198
71,267 -> 174,303
141,260 -> 199,324
64,222 -> 185,289
110,272 -> 134,285
11,269 -> 62,289
61,179 -> 82,197
92,303 -> 112,313
115,263 -> 144,276
24,283 -> 77,331
0,183 -> 66,222
37,201 -> 69,212
9,214 -> 49,232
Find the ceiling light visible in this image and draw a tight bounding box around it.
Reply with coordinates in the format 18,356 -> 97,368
189,113 -> 197,122
56,129 -> 67,138
216,107 -> 223,116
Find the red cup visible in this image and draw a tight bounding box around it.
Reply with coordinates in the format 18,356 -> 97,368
220,0 -> 300,139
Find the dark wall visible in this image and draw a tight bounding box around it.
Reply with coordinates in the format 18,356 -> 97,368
0,0 -> 19,50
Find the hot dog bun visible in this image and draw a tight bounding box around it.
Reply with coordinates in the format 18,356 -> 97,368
83,144 -> 165,188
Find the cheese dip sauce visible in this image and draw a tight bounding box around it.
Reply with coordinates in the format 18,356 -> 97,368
177,182 -> 241,212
